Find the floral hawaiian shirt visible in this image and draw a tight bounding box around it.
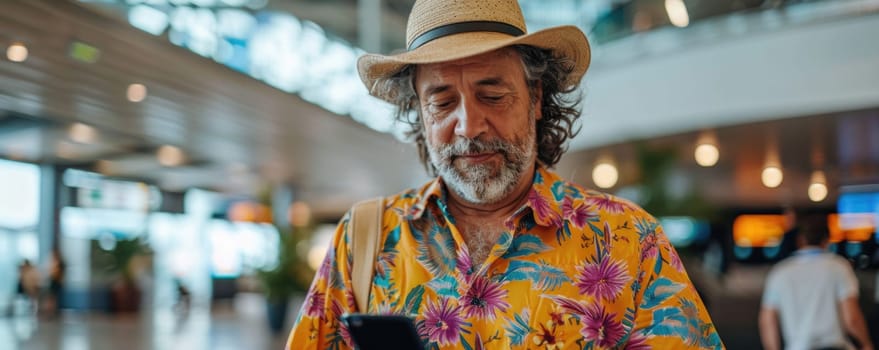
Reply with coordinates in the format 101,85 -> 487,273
287,166 -> 724,349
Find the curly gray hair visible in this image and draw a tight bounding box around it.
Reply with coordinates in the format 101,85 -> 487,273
373,45 -> 582,176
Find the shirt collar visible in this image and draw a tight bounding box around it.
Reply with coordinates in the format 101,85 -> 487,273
522,165 -> 566,227
405,164 -> 566,228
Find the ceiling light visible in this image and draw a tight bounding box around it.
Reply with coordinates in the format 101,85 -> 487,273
127,83 -> 148,102
96,160 -> 115,175
592,162 -> 619,189
665,0 -> 690,28
69,123 -> 98,144
761,166 -> 783,188
694,143 -> 719,167
56,141 -> 77,159
808,171 -> 828,202
157,145 -> 185,167
808,183 -> 828,202
289,201 -> 312,228
6,43 -> 28,62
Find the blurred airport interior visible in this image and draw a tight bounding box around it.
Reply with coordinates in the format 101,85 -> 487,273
1,0 -> 878,349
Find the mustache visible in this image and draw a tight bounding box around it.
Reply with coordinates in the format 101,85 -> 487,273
436,138 -> 514,159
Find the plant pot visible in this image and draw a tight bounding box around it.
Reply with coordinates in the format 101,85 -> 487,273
266,299 -> 289,334
110,279 -> 141,313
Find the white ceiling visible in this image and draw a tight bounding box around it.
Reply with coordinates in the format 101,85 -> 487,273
0,0 -> 429,217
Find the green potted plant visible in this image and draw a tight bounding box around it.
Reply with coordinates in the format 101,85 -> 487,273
258,224 -> 313,333
91,235 -> 152,313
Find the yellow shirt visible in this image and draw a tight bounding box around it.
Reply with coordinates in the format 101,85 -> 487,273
288,166 -> 723,349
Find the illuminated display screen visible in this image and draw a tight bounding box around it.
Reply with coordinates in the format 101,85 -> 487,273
838,192 -> 879,214
828,213 -> 875,243
836,192 -> 879,243
732,215 -> 788,248
659,216 -> 710,247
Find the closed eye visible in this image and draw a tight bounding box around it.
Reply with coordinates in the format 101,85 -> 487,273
480,94 -> 509,104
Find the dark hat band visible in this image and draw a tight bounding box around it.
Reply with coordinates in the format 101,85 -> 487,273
407,21 -> 525,51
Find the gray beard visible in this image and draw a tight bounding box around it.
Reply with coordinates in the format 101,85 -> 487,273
427,126 -> 536,205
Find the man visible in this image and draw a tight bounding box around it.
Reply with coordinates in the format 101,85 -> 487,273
288,0 -> 722,348
759,217 -> 874,350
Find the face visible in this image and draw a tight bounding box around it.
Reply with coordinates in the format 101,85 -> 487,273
414,48 -> 541,205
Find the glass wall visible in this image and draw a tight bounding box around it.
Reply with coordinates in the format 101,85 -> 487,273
0,159 -> 41,312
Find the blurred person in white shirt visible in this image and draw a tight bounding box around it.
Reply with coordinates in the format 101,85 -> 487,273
759,216 -> 874,350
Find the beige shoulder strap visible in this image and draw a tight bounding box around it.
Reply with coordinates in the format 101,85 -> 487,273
347,197 -> 383,313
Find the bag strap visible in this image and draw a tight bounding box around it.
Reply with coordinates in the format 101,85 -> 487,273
347,197 -> 383,312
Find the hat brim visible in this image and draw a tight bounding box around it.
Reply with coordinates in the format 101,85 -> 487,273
357,25 -> 591,102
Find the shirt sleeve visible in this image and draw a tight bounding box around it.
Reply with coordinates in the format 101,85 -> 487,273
286,213 -> 357,350
630,214 -> 725,349
834,258 -> 859,302
761,270 -> 779,309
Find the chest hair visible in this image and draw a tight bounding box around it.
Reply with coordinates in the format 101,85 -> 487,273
456,220 -> 505,268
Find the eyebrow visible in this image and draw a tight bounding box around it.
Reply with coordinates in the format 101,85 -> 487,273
475,77 -> 508,87
423,84 -> 450,98
421,76 -> 514,98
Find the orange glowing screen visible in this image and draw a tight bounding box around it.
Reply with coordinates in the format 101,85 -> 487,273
228,201 -> 273,223
733,215 -> 787,247
828,213 -> 875,243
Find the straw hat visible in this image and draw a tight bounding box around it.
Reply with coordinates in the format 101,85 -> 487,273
357,0 -> 591,102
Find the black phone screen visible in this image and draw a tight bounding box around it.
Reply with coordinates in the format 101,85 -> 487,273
340,314 -> 425,350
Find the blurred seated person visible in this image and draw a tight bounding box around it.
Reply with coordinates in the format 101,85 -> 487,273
759,216 -> 874,350
13,259 -> 40,315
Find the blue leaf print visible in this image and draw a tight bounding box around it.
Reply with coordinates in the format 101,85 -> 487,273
496,231 -> 514,250
622,307 -> 636,329
587,221 -> 606,261
634,217 -> 659,240
382,227 -> 401,254
403,285 -> 426,315
653,251 -> 664,275
374,272 -> 391,289
503,260 -> 570,291
460,334 -> 473,350
640,277 -> 685,309
327,250 -> 345,290
502,234 -> 551,259
427,275 -> 461,298
646,307 -> 689,339
566,184 -> 584,199
555,226 -> 571,245
504,309 -> 531,346
534,171 -> 544,184
413,224 -> 457,275
551,181 -> 566,201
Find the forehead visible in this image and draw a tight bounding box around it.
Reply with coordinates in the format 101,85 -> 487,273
414,48 -> 525,85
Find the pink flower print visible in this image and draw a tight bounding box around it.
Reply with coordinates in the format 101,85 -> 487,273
575,257 -> 631,301
563,199 -> 596,229
461,276 -> 510,321
457,246 -> 474,281
586,195 -> 628,214
640,232 -> 659,261
303,289 -> 325,318
624,331 -> 651,350
582,304 -> 626,348
668,246 -> 685,272
529,190 -> 561,226
418,298 -> 465,347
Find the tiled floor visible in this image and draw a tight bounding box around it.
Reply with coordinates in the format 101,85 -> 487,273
3,294 -> 297,350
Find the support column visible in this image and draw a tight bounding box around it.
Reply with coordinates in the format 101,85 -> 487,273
358,0 -> 383,53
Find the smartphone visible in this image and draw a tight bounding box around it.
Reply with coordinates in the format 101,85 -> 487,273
340,314 -> 425,350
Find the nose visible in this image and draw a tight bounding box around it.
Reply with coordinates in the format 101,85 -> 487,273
453,97 -> 488,139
